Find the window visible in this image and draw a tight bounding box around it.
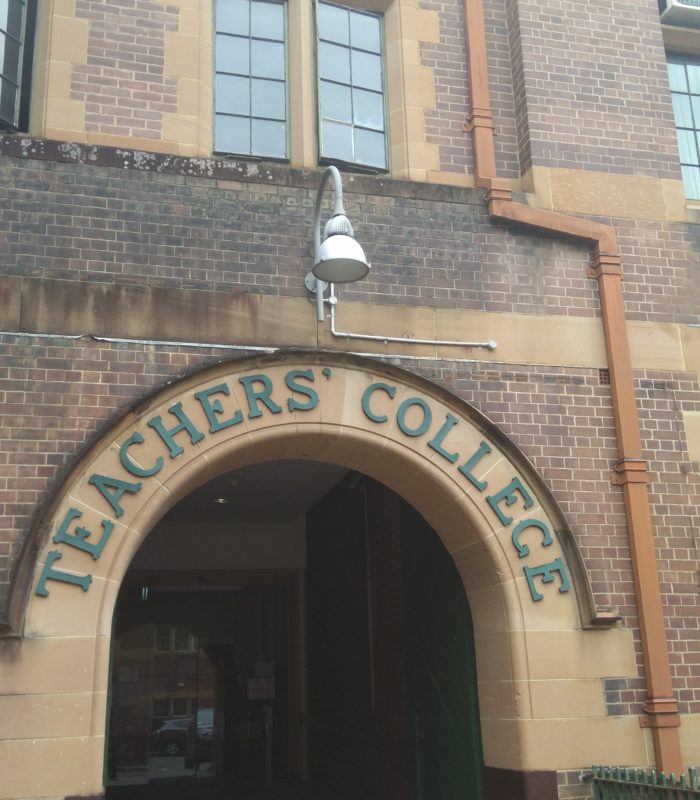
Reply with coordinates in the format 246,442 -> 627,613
316,2 -> 387,170
154,625 -> 198,652
668,54 -> 700,199
213,0 -> 388,169
0,0 -> 36,131
215,0 -> 288,159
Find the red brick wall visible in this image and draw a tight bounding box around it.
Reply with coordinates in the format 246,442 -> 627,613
71,0 -> 180,140
419,0 -> 521,179
506,0 -> 681,177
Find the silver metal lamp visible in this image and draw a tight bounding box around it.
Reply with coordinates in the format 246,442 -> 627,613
312,166 -> 369,283
308,166 -> 369,321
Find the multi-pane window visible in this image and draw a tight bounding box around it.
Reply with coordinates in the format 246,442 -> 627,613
317,2 -> 387,170
215,0 -> 287,159
668,54 -> 700,200
0,0 -> 35,131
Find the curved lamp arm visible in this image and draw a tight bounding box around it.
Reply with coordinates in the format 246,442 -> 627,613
313,165 -> 345,261
309,166 -> 368,321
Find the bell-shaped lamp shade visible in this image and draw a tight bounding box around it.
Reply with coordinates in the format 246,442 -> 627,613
312,234 -> 370,283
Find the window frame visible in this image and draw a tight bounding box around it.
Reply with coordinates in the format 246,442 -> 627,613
314,0 -> 389,173
213,0 -> 290,161
0,0 -> 37,132
667,51 -> 700,200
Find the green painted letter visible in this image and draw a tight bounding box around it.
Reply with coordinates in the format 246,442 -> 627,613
239,373 -> 283,418
119,432 -> 163,478
428,413 -> 460,463
361,382 -> 396,423
285,369 -> 319,412
457,441 -> 492,491
35,550 -> 92,597
485,477 -> 534,527
88,474 -> 142,518
194,383 -> 244,433
511,519 -> 553,559
396,397 -> 432,437
53,507 -> 115,560
147,401 -> 205,457
524,558 -> 571,602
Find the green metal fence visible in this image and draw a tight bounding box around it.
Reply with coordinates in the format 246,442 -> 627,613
590,766 -> 700,799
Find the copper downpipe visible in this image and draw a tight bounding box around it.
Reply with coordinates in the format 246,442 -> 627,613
462,0 -> 682,774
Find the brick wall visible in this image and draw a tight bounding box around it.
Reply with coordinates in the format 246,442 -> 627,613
419,0 -> 521,179
71,0 -> 180,140
509,0 -> 681,177
3,145 -> 700,323
419,0 -> 682,179
416,359 -> 700,715
0,145 -> 699,709
0,143 -> 600,314
2,338 -> 699,712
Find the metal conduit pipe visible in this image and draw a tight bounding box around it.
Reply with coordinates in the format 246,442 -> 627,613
328,291 -> 497,351
462,0 -> 683,774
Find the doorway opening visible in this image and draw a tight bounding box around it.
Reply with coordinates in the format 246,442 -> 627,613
105,460 -> 484,800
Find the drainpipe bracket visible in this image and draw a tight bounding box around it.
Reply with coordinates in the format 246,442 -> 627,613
639,698 -> 681,728
639,714 -> 681,729
588,251 -> 622,280
611,459 -> 649,485
464,108 -> 495,132
485,181 -> 513,204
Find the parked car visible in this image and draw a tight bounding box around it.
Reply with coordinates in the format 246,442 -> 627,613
152,717 -> 192,756
152,709 -> 214,765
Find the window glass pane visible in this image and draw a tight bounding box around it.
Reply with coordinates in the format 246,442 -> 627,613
155,626 -> 171,651
216,73 -> 250,114
350,12 -> 380,53
252,118 -> 286,157
217,0 -> 250,36
216,113 -> 251,154
1,34 -> 20,82
172,697 -> 189,715
681,164 -> 700,200
321,119 -> 353,162
153,698 -> 169,718
318,3 -> 349,45
319,41 -> 350,84
0,78 -> 13,122
320,79 -> 351,123
668,61 -> 687,93
251,39 -> 284,79
6,0 -> 23,40
688,62 -> 700,95
251,77 -> 285,119
353,88 -> 383,130
672,93 -> 693,129
677,129 -> 698,165
351,49 -> 382,91
355,127 -> 386,168
216,34 -> 249,75
251,0 -> 284,40
174,629 -> 194,651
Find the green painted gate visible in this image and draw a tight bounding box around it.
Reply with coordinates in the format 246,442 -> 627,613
402,504 -> 484,800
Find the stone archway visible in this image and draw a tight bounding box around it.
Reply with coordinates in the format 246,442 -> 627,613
1,352 -> 642,800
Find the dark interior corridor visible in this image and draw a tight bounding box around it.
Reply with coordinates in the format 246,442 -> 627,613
105,465 -> 483,800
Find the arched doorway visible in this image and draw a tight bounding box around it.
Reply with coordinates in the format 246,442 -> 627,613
105,464 -> 484,800
7,352 -> 617,800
